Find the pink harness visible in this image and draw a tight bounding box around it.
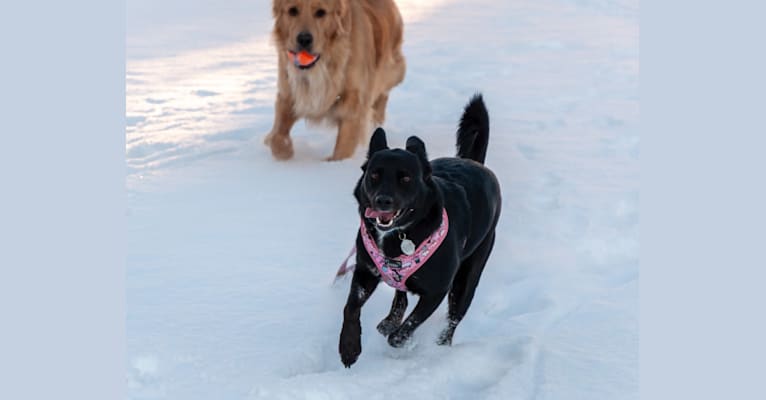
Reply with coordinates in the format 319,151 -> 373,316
359,209 -> 449,291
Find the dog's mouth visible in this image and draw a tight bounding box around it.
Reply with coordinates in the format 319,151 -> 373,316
364,208 -> 404,229
288,50 -> 320,69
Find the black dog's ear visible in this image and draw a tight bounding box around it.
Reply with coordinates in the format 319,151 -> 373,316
406,136 -> 432,179
405,136 -> 427,158
368,128 -> 388,158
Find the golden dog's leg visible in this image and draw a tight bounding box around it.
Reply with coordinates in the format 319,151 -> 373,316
328,91 -> 369,161
371,93 -> 388,125
264,93 -> 297,160
328,117 -> 366,161
372,55 -> 405,126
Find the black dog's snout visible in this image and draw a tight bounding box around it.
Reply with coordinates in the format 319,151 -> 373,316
374,195 -> 394,210
296,32 -> 313,49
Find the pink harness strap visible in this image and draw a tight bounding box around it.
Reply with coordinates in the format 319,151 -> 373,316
333,245 -> 357,282
360,209 -> 449,291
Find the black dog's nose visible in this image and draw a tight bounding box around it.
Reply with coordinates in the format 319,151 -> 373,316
374,195 -> 394,210
296,32 -> 313,49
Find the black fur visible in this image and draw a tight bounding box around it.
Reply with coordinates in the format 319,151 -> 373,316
339,94 -> 502,367
456,94 -> 490,164
368,127 -> 389,157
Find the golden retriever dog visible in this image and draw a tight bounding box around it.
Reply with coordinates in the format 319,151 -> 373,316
265,0 -> 406,161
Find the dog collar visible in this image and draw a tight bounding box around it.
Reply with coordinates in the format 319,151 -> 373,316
360,209 -> 449,291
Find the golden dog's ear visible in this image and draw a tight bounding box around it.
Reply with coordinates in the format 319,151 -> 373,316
333,0 -> 351,36
272,0 -> 288,42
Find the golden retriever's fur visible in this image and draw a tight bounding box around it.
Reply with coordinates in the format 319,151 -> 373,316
265,0 -> 406,160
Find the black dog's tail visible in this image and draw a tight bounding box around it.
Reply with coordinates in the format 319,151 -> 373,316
456,94 -> 490,164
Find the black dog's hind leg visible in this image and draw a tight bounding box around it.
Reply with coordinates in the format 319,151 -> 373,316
438,232 -> 496,346
388,290 -> 448,347
339,265 -> 380,367
377,290 -> 408,336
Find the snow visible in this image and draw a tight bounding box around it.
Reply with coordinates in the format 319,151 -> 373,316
127,0 -> 638,399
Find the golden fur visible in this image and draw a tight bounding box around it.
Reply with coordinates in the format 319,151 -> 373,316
265,0 -> 406,160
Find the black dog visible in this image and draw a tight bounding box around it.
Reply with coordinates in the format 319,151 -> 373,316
339,94 -> 502,367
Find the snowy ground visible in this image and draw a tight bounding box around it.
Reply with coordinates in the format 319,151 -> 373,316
127,0 -> 639,399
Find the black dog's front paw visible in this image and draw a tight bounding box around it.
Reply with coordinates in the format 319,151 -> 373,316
376,318 -> 400,336
339,320 -> 362,367
436,332 -> 453,346
437,324 -> 456,346
387,329 -> 410,348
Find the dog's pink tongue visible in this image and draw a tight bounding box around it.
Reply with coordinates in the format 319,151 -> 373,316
365,208 -> 395,220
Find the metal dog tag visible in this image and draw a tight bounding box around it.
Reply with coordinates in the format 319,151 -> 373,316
400,238 -> 416,256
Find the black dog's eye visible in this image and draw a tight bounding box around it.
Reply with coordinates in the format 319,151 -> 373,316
400,176 -> 411,184
315,9 -> 326,18
288,7 -> 299,16
370,172 -> 380,181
